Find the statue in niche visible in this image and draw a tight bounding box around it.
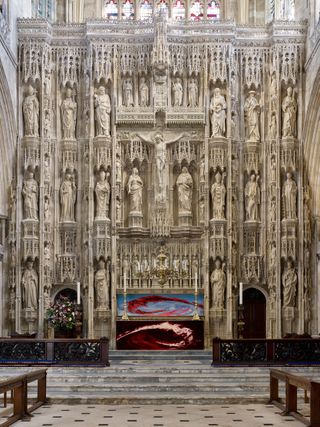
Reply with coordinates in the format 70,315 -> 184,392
270,198 -> 276,222
116,196 -> 121,221
199,196 -> 205,222
116,152 -> 122,184
245,173 -> 260,221
83,109 -> 90,138
95,259 -> 109,309
60,171 -> 76,221
270,72 -> 278,112
139,77 -> 149,107
282,86 -> 297,138
269,112 -> 277,140
270,156 -> 276,182
210,258 -> 226,309
44,110 -> 51,138
23,85 -> 39,137
22,259 -> 38,310
94,86 -> 111,137
282,172 -> 297,219
123,78 -> 134,107
172,78 -> 183,107
95,170 -> 111,219
44,196 -> 51,222
210,88 -> 227,137
199,155 -> 205,182
282,260 -> 297,308
188,78 -> 198,107
61,87 -> 77,139
22,171 -> 38,220
127,167 -> 143,214
176,167 -> 193,215
211,172 -> 226,219
244,91 -> 260,142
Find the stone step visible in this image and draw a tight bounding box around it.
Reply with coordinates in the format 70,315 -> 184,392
109,350 -> 212,361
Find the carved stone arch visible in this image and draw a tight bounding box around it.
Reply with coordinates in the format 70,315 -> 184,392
0,60 -> 16,216
243,284 -> 268,301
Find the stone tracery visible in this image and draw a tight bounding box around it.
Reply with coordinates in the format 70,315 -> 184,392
8,12 -> 311,344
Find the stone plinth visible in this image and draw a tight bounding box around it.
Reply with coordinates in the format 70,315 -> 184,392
129,212 -> 143,228
178,212 -> 192,227
95,307 -> 111,321
210,308 -> 225,321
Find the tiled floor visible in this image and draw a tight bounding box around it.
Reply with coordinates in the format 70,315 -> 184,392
6,404 -> 306,427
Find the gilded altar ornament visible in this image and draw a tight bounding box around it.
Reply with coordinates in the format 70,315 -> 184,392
135,246 -> 189,287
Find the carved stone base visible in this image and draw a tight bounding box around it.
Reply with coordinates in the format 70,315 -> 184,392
95,307 -> 111,321
283,306 -> 295,321
24,308 -> 37,334
210,308 -> 225,321
178,212 -> 192,227
129,212 -> 143,228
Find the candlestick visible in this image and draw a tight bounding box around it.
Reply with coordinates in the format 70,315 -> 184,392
194,271 -> 198,293
239,282 -> 243,305
76,281 -> 80,305
122,271 -> 129,320
193,272 -> 200,320
123,272 -> 127,293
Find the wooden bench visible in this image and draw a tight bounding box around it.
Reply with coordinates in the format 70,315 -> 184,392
269,368 -> 320,427
0,369 -> 47,427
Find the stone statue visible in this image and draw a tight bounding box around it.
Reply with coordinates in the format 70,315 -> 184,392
22,260 -> 38,310
270,72 -> 278,112
95,259 -> 109,309
127,167 -> 143,213
44,196 -> 50,222
22,171 -> 38,220
176,167 -> 193,214
210,88 -> 227,137
94,86 -> 111,137
244,91 -> 260,142
60,171 -> 76,221
269,113 -> 277,140
211,172 -> 226,219
282,86 -> 297,138
61,87 -> 77,139
210,259 -> 226,309
245,173 -> 260,221
188,78 -> 198,107
123,78 -> 134,107
139,77 -> 149,107
23,85 -> 39,137
95,170 -> 111,219
282,260 -> 297,308
282,172 -> 297,219
172,78 -> 183,107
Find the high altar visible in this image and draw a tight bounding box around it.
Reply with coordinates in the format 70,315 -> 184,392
8,12 -> 310,349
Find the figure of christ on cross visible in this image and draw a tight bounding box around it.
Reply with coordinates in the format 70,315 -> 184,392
133,130 -> 188,203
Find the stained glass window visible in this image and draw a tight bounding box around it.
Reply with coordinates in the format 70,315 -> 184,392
207,0 -> 220,19
122,0 -> 134,19
190,0 -> 203,20
172,0 -> 185,20
140,0 -> 152,20
104,0 -> 118,19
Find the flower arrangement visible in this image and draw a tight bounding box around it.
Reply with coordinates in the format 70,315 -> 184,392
46,296 -> 78,330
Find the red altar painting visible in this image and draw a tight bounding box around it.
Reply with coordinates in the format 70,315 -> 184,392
116,320 -> 204,350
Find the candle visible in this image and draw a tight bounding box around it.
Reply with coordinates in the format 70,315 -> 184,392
239,282 -> 243,306
76,281 -> 80,305
195,271 -> 198,293
123,271 -> 127,293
